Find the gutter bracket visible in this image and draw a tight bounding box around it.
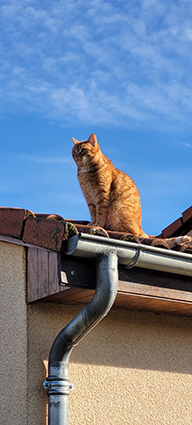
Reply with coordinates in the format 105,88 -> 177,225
124,247 -> 141,269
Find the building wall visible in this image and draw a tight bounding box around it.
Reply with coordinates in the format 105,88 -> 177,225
1,240 -> 192,425
28,302 -> 192,425
0,241 -> 27,425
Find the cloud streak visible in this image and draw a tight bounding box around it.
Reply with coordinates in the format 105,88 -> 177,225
19,153 -> 72,164
1,0 -> 192,130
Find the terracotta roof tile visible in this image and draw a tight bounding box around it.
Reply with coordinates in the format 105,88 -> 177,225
0,207 -> 34,239
23,216 -> 66,251
23,216 -> 78,251
0,207 -> 192,254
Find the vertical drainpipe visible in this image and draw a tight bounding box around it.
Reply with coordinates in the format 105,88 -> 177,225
43,251 -> 118,425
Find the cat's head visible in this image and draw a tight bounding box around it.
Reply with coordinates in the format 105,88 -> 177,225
72,133 -> 99,166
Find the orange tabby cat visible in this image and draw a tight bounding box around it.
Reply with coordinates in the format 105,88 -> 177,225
72,133 -> 147,237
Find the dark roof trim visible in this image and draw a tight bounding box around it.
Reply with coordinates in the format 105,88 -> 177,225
160,206 -> 192,238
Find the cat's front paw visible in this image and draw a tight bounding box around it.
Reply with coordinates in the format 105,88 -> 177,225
87,225 -> 109,238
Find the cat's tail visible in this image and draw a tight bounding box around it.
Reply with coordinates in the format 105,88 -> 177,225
164,235 -> 192,249
138,234 -> 192,250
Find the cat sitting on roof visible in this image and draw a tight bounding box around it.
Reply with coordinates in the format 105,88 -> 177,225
72,133 -> 147,238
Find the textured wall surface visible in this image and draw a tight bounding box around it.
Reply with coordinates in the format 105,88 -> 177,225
1,240 -> 192,424
28,302 -> 192,425
0,241 -> 27,425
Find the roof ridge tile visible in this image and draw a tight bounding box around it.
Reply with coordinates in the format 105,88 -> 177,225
0,206 -> 192,254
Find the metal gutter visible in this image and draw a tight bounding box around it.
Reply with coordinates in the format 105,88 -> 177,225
44,251 -> 118,425
64,233 -> 192,277
44,232 -> 191,423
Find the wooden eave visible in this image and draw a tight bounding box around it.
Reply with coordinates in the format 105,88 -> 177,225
27,246 -> 192,317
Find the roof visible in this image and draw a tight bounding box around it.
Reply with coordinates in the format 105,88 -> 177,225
0,206 -> 192,254
1,206 -> 192,316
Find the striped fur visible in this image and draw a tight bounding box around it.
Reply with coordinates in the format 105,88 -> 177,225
165,235 -> 192,248
72,133 -> 147,237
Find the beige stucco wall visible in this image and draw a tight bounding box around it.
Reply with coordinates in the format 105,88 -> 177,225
0,241 -> 27,425
1,240 -> 192,425
28,302 -> 192,425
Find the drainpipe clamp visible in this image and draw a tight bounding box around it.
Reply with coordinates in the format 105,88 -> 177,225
43,377 -> 74,396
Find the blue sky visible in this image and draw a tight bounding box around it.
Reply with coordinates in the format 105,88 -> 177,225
0,0 -> 192,236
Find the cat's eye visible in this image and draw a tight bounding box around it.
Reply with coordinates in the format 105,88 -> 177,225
81,148 -> 87,155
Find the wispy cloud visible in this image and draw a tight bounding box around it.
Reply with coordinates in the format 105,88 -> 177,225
1,0 -> 192,129
181,142 -> 192,149
19,153 -> 72,164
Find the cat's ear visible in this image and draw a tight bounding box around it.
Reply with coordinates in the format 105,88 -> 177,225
72,137 -> 79,145
88,133 -> 97,146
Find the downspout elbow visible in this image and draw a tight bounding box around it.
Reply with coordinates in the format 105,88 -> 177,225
44,251 -> 118,425
49,251 -> 118,366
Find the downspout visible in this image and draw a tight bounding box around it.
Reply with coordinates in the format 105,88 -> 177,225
43,251 -> 118,425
